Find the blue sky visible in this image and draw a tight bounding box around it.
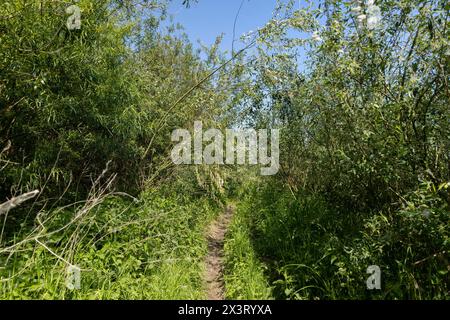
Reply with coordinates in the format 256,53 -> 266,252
165,0 -> 294,53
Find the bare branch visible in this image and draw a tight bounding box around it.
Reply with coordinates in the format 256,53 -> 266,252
0,190 -> 40,215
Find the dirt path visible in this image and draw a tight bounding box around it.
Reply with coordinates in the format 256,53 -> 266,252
205,204 -> 234,300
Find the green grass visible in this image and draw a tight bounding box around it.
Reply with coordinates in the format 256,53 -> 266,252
0,189 -> 221,300
1,178 -> 447,300
223,203 -> 273,300
223,180 -> 449,300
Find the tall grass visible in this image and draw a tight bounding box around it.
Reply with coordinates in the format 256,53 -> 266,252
224,179 -> 449,300
0,183 -> 221,299
223,202 -> 273,300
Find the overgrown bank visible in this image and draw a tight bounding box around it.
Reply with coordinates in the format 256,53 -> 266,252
224,179 -> 449,300
0,181 -> 223,299
1,0 -> 234,299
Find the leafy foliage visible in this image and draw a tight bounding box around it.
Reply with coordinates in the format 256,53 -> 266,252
223,0 -> 449,300
0,0 -> 448,300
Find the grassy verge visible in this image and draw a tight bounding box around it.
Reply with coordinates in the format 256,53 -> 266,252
0,188 -> 221,299
223,201 -> 273,300
224,180 -> 449,300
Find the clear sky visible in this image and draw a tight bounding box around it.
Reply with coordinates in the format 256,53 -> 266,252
166,0 -> 293,54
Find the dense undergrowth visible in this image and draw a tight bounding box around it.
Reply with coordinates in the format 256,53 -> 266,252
224,178 -> 449,300
1,0 -> 449,300
0,181 -> 222,299
222,0 -> 449,301
1,0 -> 231,299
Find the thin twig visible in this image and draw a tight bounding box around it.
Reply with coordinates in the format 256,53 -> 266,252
0,190 -> 40,215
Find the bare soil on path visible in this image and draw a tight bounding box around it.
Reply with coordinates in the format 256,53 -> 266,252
205,204 -> 234,300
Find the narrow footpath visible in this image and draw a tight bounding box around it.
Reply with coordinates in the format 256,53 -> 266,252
204,204 -> 234,300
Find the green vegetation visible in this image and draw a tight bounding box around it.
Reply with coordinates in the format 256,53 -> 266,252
1,186 -> 220,299
225,179 -> 448,299
223,0 -> 449,300
224,201 -> 273,300
0,0 -> 231,299
1,0 -> 449,300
